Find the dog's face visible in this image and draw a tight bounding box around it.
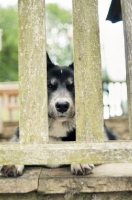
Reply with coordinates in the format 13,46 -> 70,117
47,54 -> 75,122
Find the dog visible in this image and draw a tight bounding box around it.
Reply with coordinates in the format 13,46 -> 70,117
0,53 -> 116,177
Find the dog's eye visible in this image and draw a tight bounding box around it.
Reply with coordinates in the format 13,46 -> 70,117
67,83 -> 74,91
48,84 -> 57,90
48,84 -> 53,90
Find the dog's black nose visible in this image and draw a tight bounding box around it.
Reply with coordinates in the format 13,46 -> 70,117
55,102 -> 69,113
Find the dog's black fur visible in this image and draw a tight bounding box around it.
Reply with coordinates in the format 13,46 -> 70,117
0,53 -> 116,177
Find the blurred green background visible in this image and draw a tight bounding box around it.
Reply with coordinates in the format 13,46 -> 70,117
0,3 -> 73,82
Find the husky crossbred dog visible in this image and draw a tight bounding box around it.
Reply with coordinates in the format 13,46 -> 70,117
0,53 -> 116,177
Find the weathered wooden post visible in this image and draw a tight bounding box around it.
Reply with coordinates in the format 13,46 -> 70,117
18,0 -> 48,144
121,0 -> 132,138
73,0 -> 104,142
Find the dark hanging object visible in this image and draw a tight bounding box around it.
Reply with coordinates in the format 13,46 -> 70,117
106,0 -> 122,23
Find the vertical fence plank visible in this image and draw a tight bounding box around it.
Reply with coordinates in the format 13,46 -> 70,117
73,0 -> 104,142
121,0 -> 132,139
18,0 -> 48,144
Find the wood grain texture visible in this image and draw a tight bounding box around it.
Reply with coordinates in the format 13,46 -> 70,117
0,142 -> 132,165
73,0 -> 104,142
121,0 -> 132,139
18,0 -> 48,144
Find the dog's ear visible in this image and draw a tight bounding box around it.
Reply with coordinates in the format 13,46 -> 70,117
46,52 -> 54,70
69,63 -> 74,70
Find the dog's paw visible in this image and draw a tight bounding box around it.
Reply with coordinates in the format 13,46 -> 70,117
71,164 -> 94,175
0,165 -> 24,177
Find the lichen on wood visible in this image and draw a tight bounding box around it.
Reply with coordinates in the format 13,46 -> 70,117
73,0 -> 104,142
0,142 -> 132,164
18,0 -> 48,144
121,0 -> 132,139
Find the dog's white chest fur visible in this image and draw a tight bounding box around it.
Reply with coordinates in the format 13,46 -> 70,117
49,121 -> 68,138
48,118 -> 75,144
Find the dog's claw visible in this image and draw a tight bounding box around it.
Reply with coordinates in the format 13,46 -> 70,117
71,164 -> 94,175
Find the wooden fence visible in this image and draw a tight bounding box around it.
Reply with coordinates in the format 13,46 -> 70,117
0,82 -> 19,133
0,0 -> 132,165
103,81 -> 127,118
0,82 -> 19,122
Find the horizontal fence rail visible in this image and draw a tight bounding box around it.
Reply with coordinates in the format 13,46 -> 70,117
0,142 -> 132,164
